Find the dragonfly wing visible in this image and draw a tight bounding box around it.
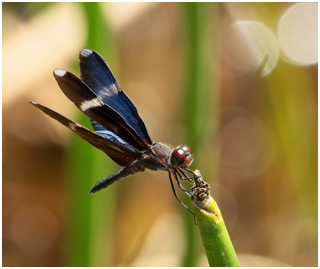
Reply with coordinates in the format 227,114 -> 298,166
90,119 -> 139,153
53,69 -> 149,151
79,48 -> 152,146
30,101 -> 139,166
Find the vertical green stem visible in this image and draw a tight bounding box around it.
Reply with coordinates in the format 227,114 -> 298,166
65,3 -> 117,266
192,197 -> 240,267
181,3 -> 218,266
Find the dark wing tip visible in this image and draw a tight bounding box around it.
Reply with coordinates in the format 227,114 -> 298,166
53,69 -> 67,78
29,101 -> 49,114
80,48 -> 105,63
80,48 -> 94,58
30,101 -> 45,111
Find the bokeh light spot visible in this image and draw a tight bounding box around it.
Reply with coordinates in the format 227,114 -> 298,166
278,3 -> 318,65
218,108 -> 276,178
223,21 -> 279,77
10,206 -> 59,254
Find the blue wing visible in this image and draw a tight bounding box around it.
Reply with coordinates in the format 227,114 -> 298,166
79,48 -> 152,146
53,69 -> 150,151
90,120 -> 139,153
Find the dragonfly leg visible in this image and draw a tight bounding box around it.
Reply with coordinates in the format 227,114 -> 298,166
175,168 -> 194,183
173,169 -> 192,197
168,171 -> 196,223
185,167 -> 202,180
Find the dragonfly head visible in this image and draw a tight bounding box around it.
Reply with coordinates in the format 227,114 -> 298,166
170,144 -> 193,168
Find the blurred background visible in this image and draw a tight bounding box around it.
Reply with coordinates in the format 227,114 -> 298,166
3,2 -> 317,266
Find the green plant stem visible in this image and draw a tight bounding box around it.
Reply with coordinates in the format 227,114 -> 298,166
65,3 -> 117,266
192,197 -> 240,267
181,2 -> 217,266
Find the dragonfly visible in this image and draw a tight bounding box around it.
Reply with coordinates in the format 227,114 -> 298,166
30,48 -> 197,214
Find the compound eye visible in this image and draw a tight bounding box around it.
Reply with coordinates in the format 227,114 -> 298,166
170,148 -> 186,167
179,144 -> 192,155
